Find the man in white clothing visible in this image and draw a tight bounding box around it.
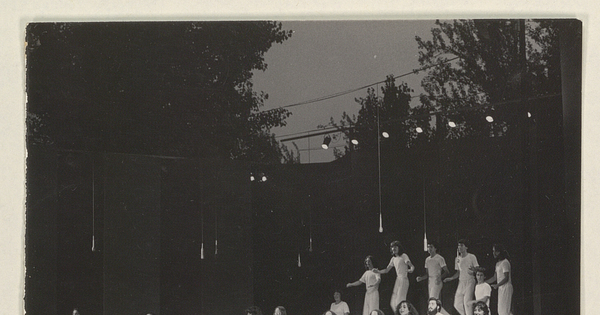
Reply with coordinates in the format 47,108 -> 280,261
443,239 -> 479,315
417,241 -> 450,315
374,241 -> 415,312
417,241 -> 450,299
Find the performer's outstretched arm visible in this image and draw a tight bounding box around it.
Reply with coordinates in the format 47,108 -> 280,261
444,270 -> 459,283
374,260 -> 394,274
491,271 -> 510,289
416,269 -> 428,282
441,265 -> 450,280
485,274 -> 497,285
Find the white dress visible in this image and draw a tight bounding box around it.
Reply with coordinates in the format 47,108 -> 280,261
359,270 -> 381,315
495,259 -> 513,315
388,254 -> 411,311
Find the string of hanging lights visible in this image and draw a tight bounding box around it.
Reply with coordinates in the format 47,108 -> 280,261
278,92 -> 555,145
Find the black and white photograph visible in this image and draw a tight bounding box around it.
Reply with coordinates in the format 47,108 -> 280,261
22,18 -> 582,315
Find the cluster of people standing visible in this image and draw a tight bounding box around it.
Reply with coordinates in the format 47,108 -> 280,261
339,239 -> 512,315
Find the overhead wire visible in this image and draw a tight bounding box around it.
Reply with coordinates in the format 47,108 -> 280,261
278,93 -> 559,142
297,143 -> 346,152
261,56 -> 460,112
275,90 -> 487,140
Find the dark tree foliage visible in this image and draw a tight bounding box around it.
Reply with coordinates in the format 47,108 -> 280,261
321,20 -> 561,159
415,19 -> 561,139
26,22 -> 294,164
326,75 -> 427,158
526,20 -> 562,97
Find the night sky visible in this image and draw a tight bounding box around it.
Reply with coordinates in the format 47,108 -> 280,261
2,2 -> 600,314
253,20 -> 437,163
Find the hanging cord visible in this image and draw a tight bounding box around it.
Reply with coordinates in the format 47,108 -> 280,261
309,206 -> 313,252
423,182 -> 428,251
215,212 -> 218,256
91,157 -> 96,252
298,225 -> 302,267
200,183 -> 205,259
201,208 -> 204,259
377,85 -> 383,233
308,136 -> 311,164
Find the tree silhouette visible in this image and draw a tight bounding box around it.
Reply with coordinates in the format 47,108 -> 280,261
329,19 -> 562,158
26,21 -> 294,163
326,75 -> 427,158
415,19 -> 561,140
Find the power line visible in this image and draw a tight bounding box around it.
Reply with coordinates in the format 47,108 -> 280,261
297,143 -> 346,152
273,89 -> 486,140
261,57 -> 460,113
278,93 -> 560,142
279,93 -> 492,142
273,126 -> 339,139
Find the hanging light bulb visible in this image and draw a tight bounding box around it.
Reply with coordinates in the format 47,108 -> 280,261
448,121 -> 457,128
351,139 -> 359,145
261,175 -> 267,182
527,112 -> 532,118
215,214 -> 218,256
424,233 -> 428,252
377,96 -> 384,234
382,131 -> 390,138
416,127 -> 423,133
486,116 -> 494,123
201,208 -> 204,259
250,175 -> 255,181
321,135 -> 332,149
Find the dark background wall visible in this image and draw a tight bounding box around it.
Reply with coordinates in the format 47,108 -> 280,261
24,96 -> 578,315
104,154 -> 161,315
25,146 -> 58,315
245,96 -> 575,315
26,152 -> 254,315
24,19 -> 580,315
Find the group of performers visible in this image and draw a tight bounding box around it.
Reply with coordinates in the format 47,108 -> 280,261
338,239 -> 513,315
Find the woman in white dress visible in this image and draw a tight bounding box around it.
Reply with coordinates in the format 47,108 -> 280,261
485,244 -> 513,315
347,255 -> 381,315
